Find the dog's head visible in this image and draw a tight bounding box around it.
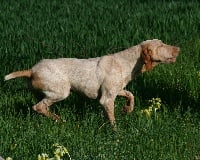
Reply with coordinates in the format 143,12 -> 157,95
140,39 -> 180,72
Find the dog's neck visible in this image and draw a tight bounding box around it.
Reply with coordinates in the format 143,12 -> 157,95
114,44 -> 159,84
114,45 -> 144,73
119,45 -> 160,73
112,45 -> 144,86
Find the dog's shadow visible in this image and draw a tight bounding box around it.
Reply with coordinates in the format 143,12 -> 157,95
4,86 -> 103,122
57,92 -> 103,121
132,75 -> 200,113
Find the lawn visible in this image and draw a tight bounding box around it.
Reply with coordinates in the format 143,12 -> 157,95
0,0 -> 200,159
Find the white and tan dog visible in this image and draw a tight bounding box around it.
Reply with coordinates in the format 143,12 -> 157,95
5,39 -> 179,126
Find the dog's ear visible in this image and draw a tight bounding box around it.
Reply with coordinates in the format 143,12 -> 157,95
141,45 -> 153,72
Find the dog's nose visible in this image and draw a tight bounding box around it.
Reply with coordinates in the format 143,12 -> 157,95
172,47 -> 180,56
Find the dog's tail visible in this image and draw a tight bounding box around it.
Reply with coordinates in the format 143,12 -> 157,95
4,70 -> 32,81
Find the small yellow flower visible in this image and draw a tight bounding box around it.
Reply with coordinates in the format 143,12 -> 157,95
38,153 -> 49,160
10,143 -> 17,150
38,143 -> 71,160
148,106 -> 153,112
156,102 -> 161,108
53,143 -> 68,157
140,97 -> 162,118
6,157 -> 13,160
155,98 -> 161,103
141,109 -> 151,117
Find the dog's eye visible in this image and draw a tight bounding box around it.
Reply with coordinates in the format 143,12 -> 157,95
148,49 -> 152,54
157,44 -> 164,50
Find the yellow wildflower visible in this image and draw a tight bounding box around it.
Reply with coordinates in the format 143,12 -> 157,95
38,153 -> 49,160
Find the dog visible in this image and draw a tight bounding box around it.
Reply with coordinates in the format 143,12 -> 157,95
5,39 -> 179,127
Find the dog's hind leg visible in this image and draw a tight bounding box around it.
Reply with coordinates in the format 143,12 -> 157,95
32,98 -> 60,120
32,85 -> 71,120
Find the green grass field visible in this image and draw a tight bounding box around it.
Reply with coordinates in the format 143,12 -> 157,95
0,0 -> 200,159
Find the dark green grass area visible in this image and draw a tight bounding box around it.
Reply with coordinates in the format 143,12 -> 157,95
0,0 -> 200,159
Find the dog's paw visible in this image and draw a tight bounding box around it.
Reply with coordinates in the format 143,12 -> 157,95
122,106 -> 133,113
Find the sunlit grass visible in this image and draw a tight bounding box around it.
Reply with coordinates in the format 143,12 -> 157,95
0,0 -> 200,159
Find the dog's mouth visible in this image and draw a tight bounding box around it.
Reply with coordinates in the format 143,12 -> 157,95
166,47 -> 179,63
152,56 -> 177,64
166,56 -> 177,63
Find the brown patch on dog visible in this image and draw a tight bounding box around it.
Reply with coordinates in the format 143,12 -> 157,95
31,72 -> 45,90
141,45 -> 153,72
4,70 -> 32,80
172,47 -> 180,56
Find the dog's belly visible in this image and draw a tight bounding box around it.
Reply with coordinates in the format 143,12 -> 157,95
66,58 -> 103,99
72,87 -> 100,99
71,76 -> 101,99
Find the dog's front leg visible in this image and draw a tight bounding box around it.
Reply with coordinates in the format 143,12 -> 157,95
100,93 -> 116,129
118,90 -> 134,113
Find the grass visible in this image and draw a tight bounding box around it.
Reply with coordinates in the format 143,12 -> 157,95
0,0 -> 200,159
